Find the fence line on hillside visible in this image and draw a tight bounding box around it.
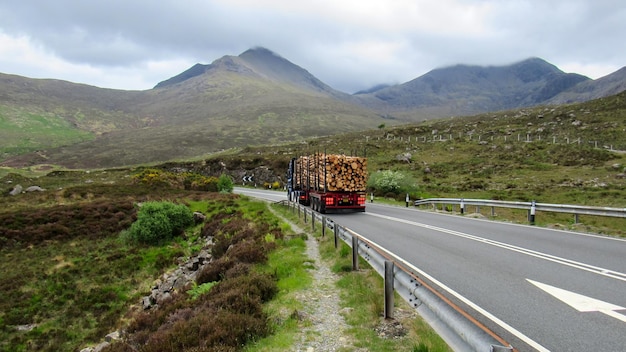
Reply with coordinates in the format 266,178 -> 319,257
364,133 -> 626,152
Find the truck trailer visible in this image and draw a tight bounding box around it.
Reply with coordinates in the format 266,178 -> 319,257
287,153 -> 367,213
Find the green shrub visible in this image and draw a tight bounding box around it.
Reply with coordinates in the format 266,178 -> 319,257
217,174 -> 234,193
368,170 -> 418,196
123,202 -> 194,245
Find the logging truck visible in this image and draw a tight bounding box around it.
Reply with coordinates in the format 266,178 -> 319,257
287,153 -> 367,213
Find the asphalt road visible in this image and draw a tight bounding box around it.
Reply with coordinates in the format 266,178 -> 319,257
235,188 -> 626,352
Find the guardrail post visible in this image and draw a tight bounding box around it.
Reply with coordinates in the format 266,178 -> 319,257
352,236 -> 359,271
384,260 -> 394,319
574,213 -> 579,224
529,200 -> 536,225
298,204 -> 301,218
334,224 -> 339,249
321,216 -> 326,237
304,208 -> 307,223
311,212 -> 316,231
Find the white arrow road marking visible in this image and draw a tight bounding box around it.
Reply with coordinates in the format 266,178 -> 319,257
527,279 -> 626,323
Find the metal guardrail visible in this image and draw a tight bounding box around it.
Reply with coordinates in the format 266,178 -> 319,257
280,200 -> 515,352
414,198 -> 626,224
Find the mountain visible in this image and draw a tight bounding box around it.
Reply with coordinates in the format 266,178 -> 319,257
546,67 -> 626,105
354,58 -> 591,118
155,47 -> 352,100
0,48 -> 384,169
1,48 -> 625,169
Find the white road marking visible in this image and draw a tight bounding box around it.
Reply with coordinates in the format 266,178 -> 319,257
361,233 -> 551,352
528,279 -> 626,323
367,212 -> 626,282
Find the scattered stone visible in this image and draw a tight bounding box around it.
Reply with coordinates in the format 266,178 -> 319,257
105,331 -> 121,343
9,184 -> 23,195
290,309 -> 308,321
193,211 -> 207,224
140,238 -> 213,311
14,324 -> 37,331
25,186 -> 45,192
396,152 -> 412,163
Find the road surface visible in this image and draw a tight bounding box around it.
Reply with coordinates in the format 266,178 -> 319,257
235,187 -> 626,351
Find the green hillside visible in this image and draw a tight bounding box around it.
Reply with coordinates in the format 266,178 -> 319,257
0,105 -> 93,157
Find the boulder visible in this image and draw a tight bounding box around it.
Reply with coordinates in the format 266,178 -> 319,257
193,211 -> 207,224
9,184 -> 22,195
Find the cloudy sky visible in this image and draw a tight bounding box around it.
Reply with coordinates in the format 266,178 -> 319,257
0,0 -> 624,93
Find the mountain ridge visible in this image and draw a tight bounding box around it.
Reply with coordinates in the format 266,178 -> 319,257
354,57 -> 592,117
1,47 -> 625,168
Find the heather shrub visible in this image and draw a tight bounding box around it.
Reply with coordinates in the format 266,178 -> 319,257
196,255 -> 234,284
0,200 -> 136,248
210,272 -> 277,304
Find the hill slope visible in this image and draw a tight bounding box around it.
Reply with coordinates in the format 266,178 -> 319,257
546,67 -> 626,104
0,48 -> 384,168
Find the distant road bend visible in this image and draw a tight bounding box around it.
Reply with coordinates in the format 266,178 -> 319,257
235,188 -> 626,352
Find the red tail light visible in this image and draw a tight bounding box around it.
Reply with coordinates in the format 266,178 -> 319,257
325,197 -> 334,206
358,195 -> 366,206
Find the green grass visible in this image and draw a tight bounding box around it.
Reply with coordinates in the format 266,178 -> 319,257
245,232 -> 312,351
0,106 -> 94,158
0,232 -> 184,351
329,232 -> 450,351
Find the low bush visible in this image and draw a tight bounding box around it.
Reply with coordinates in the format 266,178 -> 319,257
368,170 -> 418,196
217,174 -> 234,193
122,201 -> 194,245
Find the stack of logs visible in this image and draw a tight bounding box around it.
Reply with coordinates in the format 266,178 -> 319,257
294,154 -> 367,192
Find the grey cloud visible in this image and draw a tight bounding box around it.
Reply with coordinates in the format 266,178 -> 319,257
0,0 -> 624,93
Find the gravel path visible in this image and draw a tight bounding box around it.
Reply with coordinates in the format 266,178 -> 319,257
293,229 -> 356,352
268,206 -> 357,352
269,205 -> 417,352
